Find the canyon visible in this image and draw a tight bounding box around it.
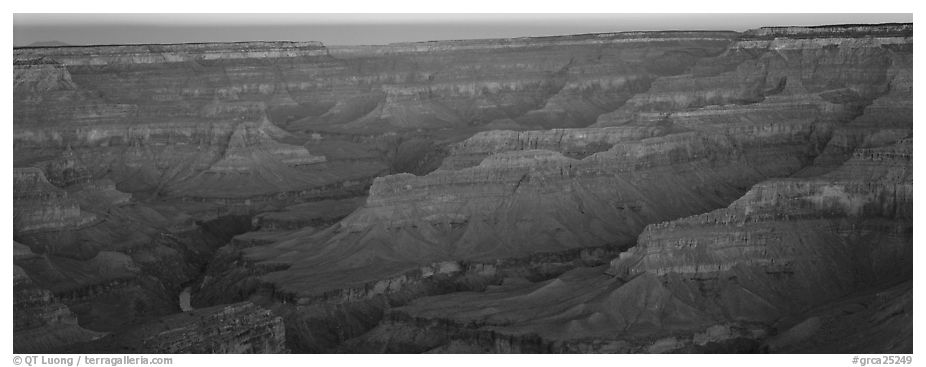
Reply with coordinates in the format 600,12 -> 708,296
12,23 -> 912,353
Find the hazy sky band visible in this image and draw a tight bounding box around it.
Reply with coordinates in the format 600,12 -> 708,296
14,13 -> 914,47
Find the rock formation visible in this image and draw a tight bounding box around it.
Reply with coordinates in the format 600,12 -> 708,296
71,302 -> 287,353
14,244 -> 106,353
13,167 -> 97,233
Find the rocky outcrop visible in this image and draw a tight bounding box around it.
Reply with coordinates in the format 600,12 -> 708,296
74,302 -> 287,353
14,257 -> 106,353
165,118 -> 329,200
68,179 -> 133,209
13,167 -> 97,233
13,145 -> 134,234
438,126 -> 667,170
138,302 -> 286,353
33,145 -> 92,187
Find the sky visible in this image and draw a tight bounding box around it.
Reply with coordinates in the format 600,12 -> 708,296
12,13 -> 914,47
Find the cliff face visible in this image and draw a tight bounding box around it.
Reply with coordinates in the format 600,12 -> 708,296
138,302 -> 287,353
